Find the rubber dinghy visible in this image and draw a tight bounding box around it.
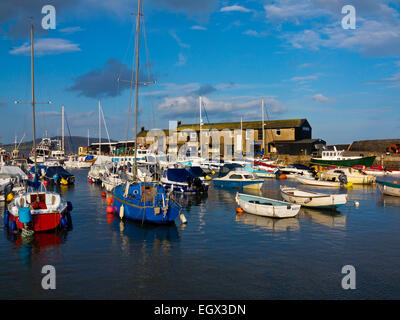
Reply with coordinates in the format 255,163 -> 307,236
235,192 -> 301,218
280,186 -> 348,209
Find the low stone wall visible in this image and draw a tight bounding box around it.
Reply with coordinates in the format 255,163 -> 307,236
273,153 -> 400,170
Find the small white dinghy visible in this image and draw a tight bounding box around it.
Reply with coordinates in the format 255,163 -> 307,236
280,186 -> 347,209
296,175 -> 343,188
235,192 -> 300,218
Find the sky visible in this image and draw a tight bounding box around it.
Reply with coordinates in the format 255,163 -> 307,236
1,0 -> 400,146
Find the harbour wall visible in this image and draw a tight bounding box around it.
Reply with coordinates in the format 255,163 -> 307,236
271,153 -> 400,170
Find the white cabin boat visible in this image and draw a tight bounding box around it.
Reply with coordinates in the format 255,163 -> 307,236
296,175 -> 343,188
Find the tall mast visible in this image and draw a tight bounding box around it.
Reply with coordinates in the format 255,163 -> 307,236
31,25 -> 38,174
261,97 -> 265,155
133,0 -> 141,180
62,105 -> 65,151
199,96 -> 203,156
87,128 -> 89,147
98,100 -> 101,155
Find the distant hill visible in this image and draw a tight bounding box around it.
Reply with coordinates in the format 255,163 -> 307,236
1,136 -> 117,156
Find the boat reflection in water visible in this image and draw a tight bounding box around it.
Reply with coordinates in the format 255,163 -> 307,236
299,207 -> 347,228
235,213 -> 299,232
107,213 -> 180,253
377,194 -> 400,208
5,230 -> 70,266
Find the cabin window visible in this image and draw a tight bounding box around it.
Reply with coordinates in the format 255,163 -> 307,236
276,129 -> 281,136
243,175 -> 253,179
229,174 -> 243,179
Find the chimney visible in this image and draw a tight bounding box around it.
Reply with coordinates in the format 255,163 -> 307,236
141,126 -> 145,131
177,120 -> 181,126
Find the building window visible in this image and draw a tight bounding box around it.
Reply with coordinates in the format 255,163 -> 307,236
257,129 -> 263,140
276,129 -> 281,136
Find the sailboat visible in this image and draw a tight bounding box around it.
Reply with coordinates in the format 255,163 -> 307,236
5,25 -> 72,234
111,0 -> 184,225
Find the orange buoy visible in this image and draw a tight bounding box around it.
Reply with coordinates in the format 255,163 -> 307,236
236,208 -> 244,214
106,197 -> 114,205
394,181 -> 398,184
280,174 -> 287,180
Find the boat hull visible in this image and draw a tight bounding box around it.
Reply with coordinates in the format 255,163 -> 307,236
9,211 -> 64,232
376,181 -> 400,197
213,180 -> 264,189
310,156 -> 376,168
296,176 -> 342,188
112,183 -> 182,224
235,193 -> 300,218
280,187 -> 347,208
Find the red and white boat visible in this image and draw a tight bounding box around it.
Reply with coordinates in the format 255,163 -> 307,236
6,184 -> 70,233
353,164 -> 386,176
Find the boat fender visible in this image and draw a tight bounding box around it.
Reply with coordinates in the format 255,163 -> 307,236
60,216 -> 68,228
106,206 -> 114,214
354,201 -> 360,207
10,221 -> 17,232
6,193 -> 14,202
3,209 -> 9,226
119,205 -> 124,219
180,213 -> 187,224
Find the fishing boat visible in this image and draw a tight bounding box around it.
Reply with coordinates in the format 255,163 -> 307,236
161,168 -> 208,194
311,146 -> 376,168
111,1 -> 184,225
296,175 -> 346,188
376,180 -> 400,197
4,25 -> 72,234
235,192 -> 301,218
5,184 -> 71,233
320,167 -> 375,185
280,186 -> 347,209
213,170 -> 265,189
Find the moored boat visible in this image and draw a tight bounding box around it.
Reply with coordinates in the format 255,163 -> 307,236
296,175 -> 347,188
320,167 -> 375,185
213,170 -> 265,189
376,180 -> 400,197
235,192 -> 301,218
280,186 -> 347,209
311,147 -> 376,168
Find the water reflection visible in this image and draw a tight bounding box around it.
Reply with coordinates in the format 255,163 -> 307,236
235,213 -> 300,231
377,194 -> 400,208
107,214 -> 180,253
299,207 -> 347,228
5,230 -> 69,266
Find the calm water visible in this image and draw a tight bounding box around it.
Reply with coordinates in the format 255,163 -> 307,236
1,169 -> 400,299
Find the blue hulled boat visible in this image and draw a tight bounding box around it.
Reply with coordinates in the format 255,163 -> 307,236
112,182 -> 182,224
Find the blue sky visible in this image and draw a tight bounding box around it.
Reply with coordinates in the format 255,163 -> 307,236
1,0 -> 400,145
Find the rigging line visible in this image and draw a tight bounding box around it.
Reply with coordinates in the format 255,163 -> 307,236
64,112 -> 74,153
100,105 -> 112,149
118,21 -> 136,97
201,99 -> 218,159
264,102 -> 275,153
142,15 -> 156,129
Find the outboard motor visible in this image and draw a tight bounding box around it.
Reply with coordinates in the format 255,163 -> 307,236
338,172 -> 347,185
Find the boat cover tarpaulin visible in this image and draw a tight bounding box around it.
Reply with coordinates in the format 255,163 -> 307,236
18,207 -> 32,223
0,166 -> 28,180
167,168 -> 194,183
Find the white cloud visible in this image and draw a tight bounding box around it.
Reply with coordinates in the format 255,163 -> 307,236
289,75 -> 318,83
311,93 -> 333,103
175,53 -> 187,66
10,38 -> 81,56
220,5 -> 251,13
191,25 -> 207,31
169,30 -> 190,49
59,26 -> 84,34
158,96 -> 287,119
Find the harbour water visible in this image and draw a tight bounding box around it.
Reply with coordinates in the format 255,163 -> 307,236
1,169 -> 400,299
